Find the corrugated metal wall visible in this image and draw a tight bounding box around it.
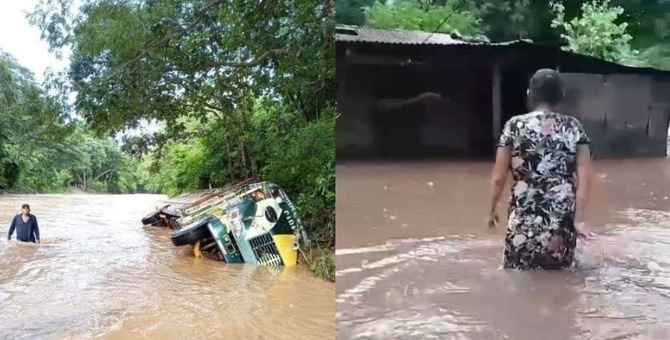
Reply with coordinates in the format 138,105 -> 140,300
336,43 -> 670,160
559,73 -> 670,158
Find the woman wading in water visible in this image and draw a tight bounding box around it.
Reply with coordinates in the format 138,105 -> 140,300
487,69 -> 596,270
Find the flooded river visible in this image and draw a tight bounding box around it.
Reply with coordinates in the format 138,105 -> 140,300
0,194 -> 334,339
336,158 -> 670,339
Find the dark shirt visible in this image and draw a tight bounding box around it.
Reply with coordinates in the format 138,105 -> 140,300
8,214 -> 40,243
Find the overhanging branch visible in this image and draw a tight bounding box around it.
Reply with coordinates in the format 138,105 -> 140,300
93,168 -> 115,181
109,0 -> 228,77
175,49 -> 291,72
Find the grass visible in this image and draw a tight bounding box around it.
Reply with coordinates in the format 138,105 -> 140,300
297,206 -> 335,282
300,242 -> 335,282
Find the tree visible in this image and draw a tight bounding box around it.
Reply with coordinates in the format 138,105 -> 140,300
29,0 -> 336,278
363,0 -> 483,37
0,51 -> 72,190
29,0 -> 333,137
550,0 -> 634,62
336,0 -> 375,25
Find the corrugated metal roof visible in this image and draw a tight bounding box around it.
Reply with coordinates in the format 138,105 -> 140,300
335,25 -> 531,46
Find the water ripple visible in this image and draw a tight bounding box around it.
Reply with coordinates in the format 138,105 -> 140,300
0,194 -> 334,339
337,208 -> 670,339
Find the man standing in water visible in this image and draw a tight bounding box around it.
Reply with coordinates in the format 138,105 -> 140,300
8,203 -> 40,243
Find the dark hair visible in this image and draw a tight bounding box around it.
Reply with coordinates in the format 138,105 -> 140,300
527,68 -> 564,108
21,203 -> 30,209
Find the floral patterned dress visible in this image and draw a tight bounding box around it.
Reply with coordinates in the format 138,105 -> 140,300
498,111 -> 590,270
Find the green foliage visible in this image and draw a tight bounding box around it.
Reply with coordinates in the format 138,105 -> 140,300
342,0 -> 670,71
364,0 -> 483,36
550,0 -> 633,62
305,244 -> 335,281
470,0 -> 534,40
143,103 -> 336,246
634,44 -> 670,69
548,0 -> 670,70
467,0 -> 589,43
29,0 -> 334,142
260,109 -> 336,245
336,0 -> 375,25
0,51 -> 141,194
85,180 -> 107,193
29,0 -> 336,278
349,0 -> 670,70
142,140 -> 208,197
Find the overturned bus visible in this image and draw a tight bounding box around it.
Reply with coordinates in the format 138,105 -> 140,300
141,181 -> 309,267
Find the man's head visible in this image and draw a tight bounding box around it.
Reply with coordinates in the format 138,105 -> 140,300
527,68 -> 565,109
21,203 -> 30,214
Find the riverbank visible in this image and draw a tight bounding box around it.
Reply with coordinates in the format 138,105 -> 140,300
301,243 -> 335,282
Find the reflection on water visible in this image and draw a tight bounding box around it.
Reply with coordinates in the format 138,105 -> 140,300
336,159 -> 670,339
0,194 -> 334,339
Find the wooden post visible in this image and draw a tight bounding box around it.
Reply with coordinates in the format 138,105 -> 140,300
336,50 -> 346,118
492,61 -> 502,146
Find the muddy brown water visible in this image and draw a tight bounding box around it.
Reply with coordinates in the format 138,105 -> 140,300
0,194 -> 334,339
336,158 -> 670,339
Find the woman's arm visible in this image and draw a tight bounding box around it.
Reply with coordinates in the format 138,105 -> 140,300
574,144 -> 593,224
489,146 -> 511,216
490,118 -> 514,217
572,117 -> 593,225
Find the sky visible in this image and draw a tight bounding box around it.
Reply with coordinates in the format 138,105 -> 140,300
0,0 -> 70,85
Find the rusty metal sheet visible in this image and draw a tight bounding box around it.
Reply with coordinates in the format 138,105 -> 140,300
335,25 -> 528,46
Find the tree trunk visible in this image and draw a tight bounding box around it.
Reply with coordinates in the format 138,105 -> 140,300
237,93 -> 252,176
